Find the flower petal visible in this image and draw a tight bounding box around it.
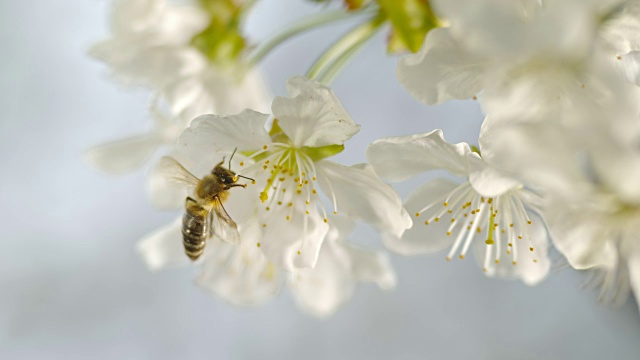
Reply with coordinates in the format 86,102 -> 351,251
545,196 -> 618,270
343,243 -> 397,290
137,218 -> 188,271
467,153 -> 522,197
177,109 -> 271,160
196,222 -> 281,306
259,206 -> 329,271
271,76 -> 360,148
162,68 -> 272,122
382,179 -> 459,256
397,28 -> 487,105
367,129 -> 471,181
85,133 -> 161,175
473,213 -> 551,286
287,241 -> 355,318
315,161 -> 412,238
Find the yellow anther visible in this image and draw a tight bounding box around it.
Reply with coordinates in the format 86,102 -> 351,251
288,202 -> 293,207
451,218 -> 455,223
282,189 -> 286,193
481,197 -> 485,202
259,192 -> 268,203
265,160 -> 270,164
447,210 -> 452,214
415,212 -> 420,217
447,232 -> 452,236
518,235 -> 522,239
501,229 -> 505,234
533,259 -> 538,263
296,190 -> 302,194
257,242 -> 261,247
262,224 -> 266,228
424,220 -> 429,225
527,220 -> 532,225
301,172 -> 306,176
483,268 -> 487,272
251,180 -> 256,185
443,202 -> 449,207
266,207 -> 270,211
297,250 -> 301,255
277,201 -> 282,205
476,227 -> 481,233
434,217 -> 440,222
263,145 -> 268,150
305,200 -> 310,205
304,180 -> 309,184
512,261 -> 517,265
312,189 -> 317,194
487,198 -> 493,204
495,259 -> 500,264
286,215 -> 290,221
306,210 -> 309,215
485,239 -> 494,245
467,226 -> 471,230
333,211 -> 337,214
508,243 -> 512,247
312,176 -> 317,181
446,256 -> 451,261
459,255 -> 465,259
529,247 -> 534,252
323,218 -> 328,223
279,177 -> 285,182
239,161 -> 244,166
510,223 -> 514,227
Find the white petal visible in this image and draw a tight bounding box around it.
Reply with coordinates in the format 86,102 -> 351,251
162,67 -> 272,122
287,241 -> 354,318
366,129 -> 471,181
315,161 -> 412,238
177,109 -> 271,160
196,222 -> 281,306
382,179 -> 459,256
137,218 -> 188,271
271,76 -> 360,148
343,243 -> 397,290
467,153 -> 522,197
259,207 -> 329,271
623,241 -> 640,313
397,28 -> 487,105
545,197 -> 618,270
618,51 -> 640,86
85,133 -> 161,175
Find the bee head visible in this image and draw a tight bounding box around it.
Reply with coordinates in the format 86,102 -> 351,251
213,163 -> 237,184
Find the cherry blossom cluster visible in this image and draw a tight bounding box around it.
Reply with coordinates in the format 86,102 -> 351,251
88,0 -> 640,317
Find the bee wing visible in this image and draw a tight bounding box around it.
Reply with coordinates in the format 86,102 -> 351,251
209,197 -> 241,245
157,156 -> 200,189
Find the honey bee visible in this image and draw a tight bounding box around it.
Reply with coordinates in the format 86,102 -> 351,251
158,149 -> 253,261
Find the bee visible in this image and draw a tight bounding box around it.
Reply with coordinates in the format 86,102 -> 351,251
158,149 -> 253,261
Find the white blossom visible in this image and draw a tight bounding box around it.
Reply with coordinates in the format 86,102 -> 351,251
367,129 -> 550,285
173,76 -> 410,271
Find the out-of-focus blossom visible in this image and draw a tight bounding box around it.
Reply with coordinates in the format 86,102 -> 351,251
138,213 -> 395,315
367,129 -> 550,285
91,0 -> 271,122
174,76 -> 410,271
397,0 -> 640,120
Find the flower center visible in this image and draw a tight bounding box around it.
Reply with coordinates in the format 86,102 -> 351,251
415,182 -> 538,271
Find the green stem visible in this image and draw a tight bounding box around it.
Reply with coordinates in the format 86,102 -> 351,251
316,17 -> 385,85
306,14 -> 386,82
246,8 -> 376,67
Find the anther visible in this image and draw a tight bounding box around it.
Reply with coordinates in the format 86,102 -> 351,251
435,217 -> 440,222
512,261 -> 517,265
263,145 -> 268,150
415,212 -> 420,217
257,242 -> 261,247
459,255 -> 465,260
446,256 -> 452,261
286,215 -> 290,221
323,218 -> 328,223
529,247 -> 534,252
447,232 -> 452,236
266,207 -> 270,211
277,201 -> 282,205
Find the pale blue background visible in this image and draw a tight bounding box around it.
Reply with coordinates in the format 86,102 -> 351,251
1,1 -> 639,359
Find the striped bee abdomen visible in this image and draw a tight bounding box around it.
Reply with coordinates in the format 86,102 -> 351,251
182,203 -> 209,261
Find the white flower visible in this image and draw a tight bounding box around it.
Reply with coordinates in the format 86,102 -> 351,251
137,213 -> 395,315
397,0 -> 638,119
367,129 -> 550,285
138,218 -> 280,306
91,0 -> 271,119
175,76 -> 411,271
479,86 -> 640,307
85,103 -> 188,175
288,216 -> 396,318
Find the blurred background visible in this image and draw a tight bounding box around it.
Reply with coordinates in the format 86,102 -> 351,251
1,0 -> 640,359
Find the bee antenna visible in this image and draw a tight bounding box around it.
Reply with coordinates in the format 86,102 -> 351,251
228,147 -> 238,170
237,174 -> 254,182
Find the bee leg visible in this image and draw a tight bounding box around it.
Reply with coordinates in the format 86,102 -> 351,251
224,184 -> 247,190
185,197 -> 198,206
